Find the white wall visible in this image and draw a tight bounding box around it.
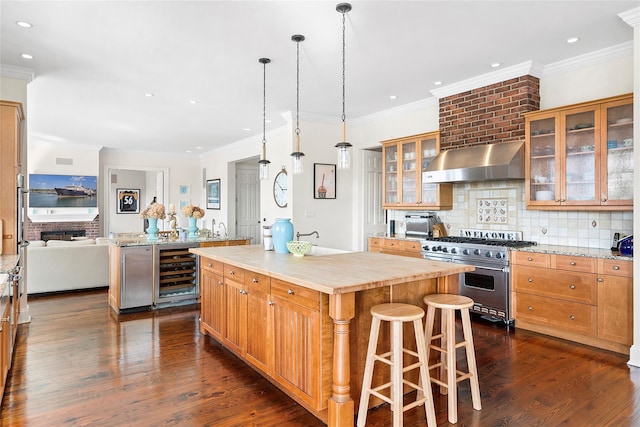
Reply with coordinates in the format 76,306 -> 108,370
108,169 -> 147,233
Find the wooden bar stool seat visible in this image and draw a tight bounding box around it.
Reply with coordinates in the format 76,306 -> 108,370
357,303 -> 436,427
423,294 -> 481,424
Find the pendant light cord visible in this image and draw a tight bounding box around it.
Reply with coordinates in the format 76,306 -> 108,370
341,9 -> 346,124
262,60 -> 267,146
295,38 -> 300,136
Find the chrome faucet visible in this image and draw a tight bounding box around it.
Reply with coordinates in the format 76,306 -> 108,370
218,222 -> 227,238
296,231 -> 319,241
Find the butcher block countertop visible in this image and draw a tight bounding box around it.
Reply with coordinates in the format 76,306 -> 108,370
190,244 -> 474,295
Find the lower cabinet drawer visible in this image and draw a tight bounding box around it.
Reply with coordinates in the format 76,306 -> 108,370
271,278 -> 320,311
513,266 -> 597,304
515,293 -> 596,336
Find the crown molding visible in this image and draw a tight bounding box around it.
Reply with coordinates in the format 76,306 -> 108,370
619,7 -> 640,27
0,65 -> 36,82
430,60 -> 544,99
542,41 -> 633,76
353,97 -> 438,125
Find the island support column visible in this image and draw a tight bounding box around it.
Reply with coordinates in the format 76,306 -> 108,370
328,292 -> 356,427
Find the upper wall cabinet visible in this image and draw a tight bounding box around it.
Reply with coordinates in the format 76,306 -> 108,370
381,131 -> 452,210
524,94 -> 633,211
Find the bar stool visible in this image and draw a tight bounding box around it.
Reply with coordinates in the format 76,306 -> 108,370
423,294 -> 481,424
357,303 -> 437,427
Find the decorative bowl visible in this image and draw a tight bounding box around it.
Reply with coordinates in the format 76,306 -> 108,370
535,190 -> 554,201
286,240 -> 313,257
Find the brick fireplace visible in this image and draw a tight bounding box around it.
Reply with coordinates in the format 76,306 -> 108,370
439,75 -> 540,149
27,216 -> 100,241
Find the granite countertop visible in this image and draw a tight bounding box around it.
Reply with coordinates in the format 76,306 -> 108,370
107,235 -> 251,247
511,244 -> 632,261
190,245 -> 473,295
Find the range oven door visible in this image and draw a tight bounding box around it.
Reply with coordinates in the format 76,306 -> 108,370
456,262 -> 510,321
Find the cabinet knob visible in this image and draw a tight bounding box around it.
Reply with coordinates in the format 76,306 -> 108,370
252,278 -> 258,283
570,315 -> 575,320
570,284 -> 575,289
217,281 -> 223,285
528,306 -> 533,310
601,197 -> 607,202
613,265 -> 620,270
288,289 -> 295,295
208,263 -> 212,267
597,277 -> 603,282
268,301 -> 274,306
229,270 -> 235,275
570,261 -> 576,266
527,278 -> 533,282
527,257 -> 533,262
239,289 -> 247,295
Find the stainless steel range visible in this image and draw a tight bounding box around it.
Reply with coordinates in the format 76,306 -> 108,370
421,230 -> 536,325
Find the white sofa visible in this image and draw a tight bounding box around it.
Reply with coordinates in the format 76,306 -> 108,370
26,238 -> 110,294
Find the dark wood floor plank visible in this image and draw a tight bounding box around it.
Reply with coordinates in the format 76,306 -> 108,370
2,289 -> 639,426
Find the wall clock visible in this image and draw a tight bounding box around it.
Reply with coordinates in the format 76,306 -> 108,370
273,168 -> 288,208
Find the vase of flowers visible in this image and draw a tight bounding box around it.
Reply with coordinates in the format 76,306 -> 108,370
140,203 -> 166,239
182,204 -> 205,238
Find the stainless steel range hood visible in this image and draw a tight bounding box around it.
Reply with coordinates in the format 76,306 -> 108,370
423,140 -> 525,183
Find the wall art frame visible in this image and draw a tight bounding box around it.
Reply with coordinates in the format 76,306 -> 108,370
207,179 -> 221,210
314,163 -> 336,199
116,188 -> 140,214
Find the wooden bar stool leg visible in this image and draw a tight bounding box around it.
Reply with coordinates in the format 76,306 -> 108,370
413,318 -> 437,427
357,316 -> 381,427
440,308 -> 448,396
461,308 -> 482,411
391,319 -> 403,427
445,308 -> 458,424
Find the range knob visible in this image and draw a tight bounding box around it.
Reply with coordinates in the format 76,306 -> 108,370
462,249 -> 470,255
422,245 -> 430,251
432,246 -> 438,252
450,248 -> 457,254
485,251 -> 493,258
495,252 -> 503,259
473,249 -> 481,256
442,247 -> 448,253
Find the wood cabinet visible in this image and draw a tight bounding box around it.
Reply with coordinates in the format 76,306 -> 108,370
524,94 -> 633,210
1,261 -> 22,399
198,257 -> 331,413
368,237 -> 423,258
200,239 -> 250,247
381,131 -> 452,210
512,251 -> 633,353
0,101 -> 24,255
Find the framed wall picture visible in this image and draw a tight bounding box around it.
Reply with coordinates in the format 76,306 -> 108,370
116,189 -> 140,214
314,163 -> 336,199
207,179 -> 221,210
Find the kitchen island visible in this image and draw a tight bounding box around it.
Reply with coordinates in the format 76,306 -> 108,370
190,245 -> 474,427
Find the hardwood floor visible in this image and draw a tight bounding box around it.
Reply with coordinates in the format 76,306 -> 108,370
2,289 -> 639,426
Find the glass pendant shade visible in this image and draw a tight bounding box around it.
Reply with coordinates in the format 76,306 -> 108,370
259,159 -> 270,181
292,154 -> 304,175
336,142 -> 351,169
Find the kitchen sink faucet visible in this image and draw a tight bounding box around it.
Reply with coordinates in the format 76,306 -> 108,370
218,222 -> 227,238
296,231 -> 319,241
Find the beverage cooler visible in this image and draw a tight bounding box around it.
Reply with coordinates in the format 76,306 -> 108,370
153,242 -> 200,307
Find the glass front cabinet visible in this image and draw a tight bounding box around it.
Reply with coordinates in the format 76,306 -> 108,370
524,94 -> 633,210
382,131 -> 452,210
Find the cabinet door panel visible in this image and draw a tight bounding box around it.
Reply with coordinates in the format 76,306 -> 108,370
602,100 -> 633,205
516,293 -> 596,336
200,269 -> 225,340
245,289 -> 271,373
224,278 -> 246,355
271,296 -> 320,408
597,275 -> 632,345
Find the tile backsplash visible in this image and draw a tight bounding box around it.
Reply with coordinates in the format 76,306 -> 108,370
387,181 -> 633,249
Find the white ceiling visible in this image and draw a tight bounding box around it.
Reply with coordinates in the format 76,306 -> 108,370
0,1 -> 636,155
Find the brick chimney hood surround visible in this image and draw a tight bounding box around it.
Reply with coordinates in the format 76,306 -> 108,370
438,75 -> 540,150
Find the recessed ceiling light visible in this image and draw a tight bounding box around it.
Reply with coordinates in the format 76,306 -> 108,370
144,93 -> 154,97
16,21 -> 32,28
189,100 -> 198,104
243,128 -> 251,132
566,37 -> 579,44
186,150 -> 193,153
490,62 -> 501,68
434,81 -> 443,86
265,119 -> 272,124
389,95 -> 397,100
195,146 -> 202,150
21,53 -> 33,59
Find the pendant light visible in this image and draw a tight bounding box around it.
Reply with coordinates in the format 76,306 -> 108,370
258,57 -> 271,181
290,34 -> 305,175
335,2 -> 352,170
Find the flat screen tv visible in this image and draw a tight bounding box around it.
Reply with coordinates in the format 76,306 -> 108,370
29,174 -> 98,208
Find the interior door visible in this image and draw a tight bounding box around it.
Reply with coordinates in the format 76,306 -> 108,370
363,149 -> 385,246
235,162 -> 260,244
